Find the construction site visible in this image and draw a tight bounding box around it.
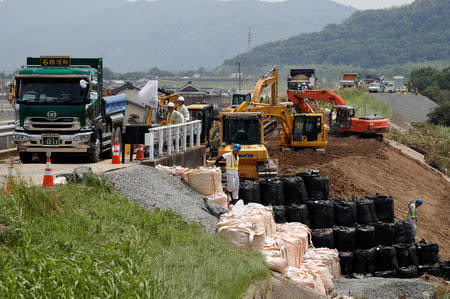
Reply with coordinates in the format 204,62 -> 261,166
1,58 -> 449,298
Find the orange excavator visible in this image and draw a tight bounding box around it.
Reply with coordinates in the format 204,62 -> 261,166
287,89 -> 390,134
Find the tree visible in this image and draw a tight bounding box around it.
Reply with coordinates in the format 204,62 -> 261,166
427,102 -> 450,126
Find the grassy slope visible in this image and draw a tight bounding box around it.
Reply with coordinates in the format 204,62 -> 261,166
386,122 -> 450,174
0,176 -> 268,298
330,89 -> 391,118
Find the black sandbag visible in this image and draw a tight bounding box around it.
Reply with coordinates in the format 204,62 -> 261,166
357,198 -> 377,225
373,222 -> 395,246
440,261 -> 450,280
408,244 -> 419,267
281,176 -> 308,205
334,227 -> 356,251
375,246 -> 398,271
398,266 -> 418,278
334,200 -> 357,226
356,226 -> 375,249
394,244 -> 411,268
394,220 -> 407,244
285,204 -> 310,226
374,270 -> 396,278
353,248 -> 376,274
273,205 -> 287,223
311,228 -> 334,249
417,263 -> 440,276
260,178 -> 284,206
239,180 -> 260,204
368,194 -> 395,223
416,240 -> 440,265
307,176 -> 330,201
307,200 -> 334,229
297,169 -> 320,187
339,251 -> 354,275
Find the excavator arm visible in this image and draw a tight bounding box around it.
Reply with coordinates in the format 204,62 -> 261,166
251,67 -> 278,105
287,89 -> 347,113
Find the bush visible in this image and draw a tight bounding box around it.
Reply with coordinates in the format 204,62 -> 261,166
427,102 -> 450,126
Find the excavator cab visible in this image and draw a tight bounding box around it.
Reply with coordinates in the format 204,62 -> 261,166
290,113 -> 327,147
218,113 -> 274,179
330,105 -> 355,131
232,92 -> 251,106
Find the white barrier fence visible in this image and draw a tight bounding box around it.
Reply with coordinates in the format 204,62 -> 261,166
144,120 -> 202,161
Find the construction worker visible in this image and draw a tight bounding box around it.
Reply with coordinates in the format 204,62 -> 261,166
406,198 -> 423,240
214,144 -> 241,204
165,102 -> 184,126
177,96 -> 190,122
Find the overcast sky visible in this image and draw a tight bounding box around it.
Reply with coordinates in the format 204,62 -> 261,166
261,0 -> 415,9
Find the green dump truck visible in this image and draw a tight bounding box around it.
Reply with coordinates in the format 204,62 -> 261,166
9,56 -> 127,163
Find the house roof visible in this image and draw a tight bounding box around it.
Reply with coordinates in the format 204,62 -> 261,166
111,81 -> 140,93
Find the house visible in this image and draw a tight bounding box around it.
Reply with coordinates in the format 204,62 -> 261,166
174,81 -> 231,108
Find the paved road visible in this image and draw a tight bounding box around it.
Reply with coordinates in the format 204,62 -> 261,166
371,93 -> 438,122
0,155 -> 135,185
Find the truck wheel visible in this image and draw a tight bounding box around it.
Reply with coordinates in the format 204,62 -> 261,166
19,152 -> 32,163
88,135 -> 101,163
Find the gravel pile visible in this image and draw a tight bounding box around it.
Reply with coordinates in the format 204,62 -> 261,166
105,165 -> 220,232
330,277 -> 435,299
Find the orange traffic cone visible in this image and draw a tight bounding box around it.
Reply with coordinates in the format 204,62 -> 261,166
112,141 -> 121,164
42,153 -> 54,188
5,156 -> 16,193
136,144 -> 144,160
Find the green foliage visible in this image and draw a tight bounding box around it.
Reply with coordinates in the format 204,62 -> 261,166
386,122 -> 450,173
0,178 -> 268,298
427,102 -> 450,126
218,0 -> 450,76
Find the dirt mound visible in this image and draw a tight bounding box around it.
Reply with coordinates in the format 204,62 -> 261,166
267,135 -> 450,259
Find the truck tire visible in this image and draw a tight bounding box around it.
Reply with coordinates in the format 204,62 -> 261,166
19,152 -> 32,163
88,134 -> 101,163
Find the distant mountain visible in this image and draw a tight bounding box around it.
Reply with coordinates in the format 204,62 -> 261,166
0,0 -> 355,72
217,0 -> 450,75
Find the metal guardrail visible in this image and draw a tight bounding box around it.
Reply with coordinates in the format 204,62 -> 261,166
144,120 -> 202,161
0,120 -> 15,138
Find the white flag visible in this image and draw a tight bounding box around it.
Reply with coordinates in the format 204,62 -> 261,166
138,80 -> 158,108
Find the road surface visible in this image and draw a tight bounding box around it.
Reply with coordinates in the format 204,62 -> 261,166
0,155 -> 135,185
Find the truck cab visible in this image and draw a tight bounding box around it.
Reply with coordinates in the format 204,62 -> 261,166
9,56 -> 126,163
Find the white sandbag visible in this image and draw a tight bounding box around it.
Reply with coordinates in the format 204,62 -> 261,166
207,193 -> 229,209
275,222 -> 311,266
261,237 -> 288,274
186,167 -> 223,196
303,260 -> 334,292
217,221 -> 265,251
304,248 -> 341,280
286,266 -> 327,296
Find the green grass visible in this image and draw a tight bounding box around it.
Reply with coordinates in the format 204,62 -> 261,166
334,88 -> 391,118
386,122 -> 450,174
0,175 -> 268,298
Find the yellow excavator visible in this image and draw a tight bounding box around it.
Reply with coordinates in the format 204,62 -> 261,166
215,67 -> 327,179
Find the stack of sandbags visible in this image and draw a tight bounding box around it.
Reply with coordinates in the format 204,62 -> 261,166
301,248 -> 340,294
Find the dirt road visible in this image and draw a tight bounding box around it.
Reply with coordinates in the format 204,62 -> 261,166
267,135 -> 450,259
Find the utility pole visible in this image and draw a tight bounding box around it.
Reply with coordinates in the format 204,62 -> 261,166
237,61 -> 241,91
1,72 -> 3,100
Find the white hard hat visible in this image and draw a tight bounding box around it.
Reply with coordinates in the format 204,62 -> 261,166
167,102 -> 175,108
177,96 -> 185,102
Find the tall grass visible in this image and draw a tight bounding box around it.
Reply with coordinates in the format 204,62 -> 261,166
335,89 -> 391,118
0,178 -> 268,298
386,122 -> 450,174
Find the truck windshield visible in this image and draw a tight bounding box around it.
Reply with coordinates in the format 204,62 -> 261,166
17,78 -> 87,105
